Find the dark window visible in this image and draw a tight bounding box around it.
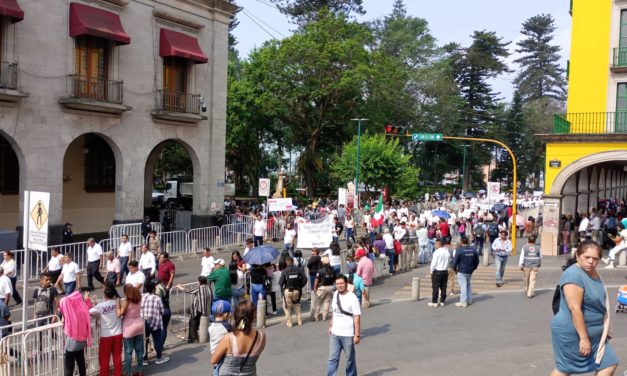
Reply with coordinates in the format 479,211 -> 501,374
84,135 -> 115,192
0,136 -> 18,194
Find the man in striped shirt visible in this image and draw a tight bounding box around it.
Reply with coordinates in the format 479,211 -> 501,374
141,280 -> 169,365
176,276 -> 212,343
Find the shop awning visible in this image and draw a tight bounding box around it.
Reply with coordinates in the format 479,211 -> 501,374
0,0 -> 24,22
69,3 -> 130,45
159,29 -> 208,64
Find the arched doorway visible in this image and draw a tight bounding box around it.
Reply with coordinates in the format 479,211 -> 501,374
0,132 -> 23,230
62,133 -> 120,234
144,140 -> 198,231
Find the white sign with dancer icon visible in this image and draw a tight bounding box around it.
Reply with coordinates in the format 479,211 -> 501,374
23,190 -> 50,251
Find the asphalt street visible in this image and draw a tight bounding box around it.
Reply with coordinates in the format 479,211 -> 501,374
145,287 -> 627,376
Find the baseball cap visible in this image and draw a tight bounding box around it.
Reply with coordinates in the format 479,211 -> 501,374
213,258 -> 226,266
355,249 -> 366,259
64,222 -> 73,226
212,300 -> 231,315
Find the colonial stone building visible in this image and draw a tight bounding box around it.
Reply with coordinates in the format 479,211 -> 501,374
0,0 -> 235,241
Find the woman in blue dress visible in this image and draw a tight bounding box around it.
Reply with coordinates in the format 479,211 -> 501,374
550,240 -> 619,376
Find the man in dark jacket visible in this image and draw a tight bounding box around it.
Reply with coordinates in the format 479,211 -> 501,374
279,257 -> 307,327
451,237 -> 479,307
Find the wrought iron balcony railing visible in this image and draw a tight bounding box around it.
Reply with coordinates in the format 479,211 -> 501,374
155,90 -> 201,114
553,112 -> 627,134
68,75 -> 123,104
612,47 -> 627,68
0,61 -> 18,90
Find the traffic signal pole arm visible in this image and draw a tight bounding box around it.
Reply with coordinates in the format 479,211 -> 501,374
443,136 -> 518,254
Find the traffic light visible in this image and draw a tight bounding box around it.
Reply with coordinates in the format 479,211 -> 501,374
385,124 -> 410,137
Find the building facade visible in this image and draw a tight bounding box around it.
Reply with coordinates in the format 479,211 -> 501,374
540,0 -> 627,254
0,0 -> 235,241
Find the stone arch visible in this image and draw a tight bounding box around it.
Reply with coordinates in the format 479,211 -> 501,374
577,168 -> 589,214
589,166 -> 599,212
0,130 -> 25,230
551,151 -> 627,195
143,139 -> 200,216
62,132 -> 123,234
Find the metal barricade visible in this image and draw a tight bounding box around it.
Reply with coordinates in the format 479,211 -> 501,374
168,281 -> 198,340
265,217 -> 285,242
187,227 -> 221,254
220,224 -> 251,249
109,222 -> 161,240
159,231 -> 189,256
0,315 -> 57,336
160,209 -> 192,231
47,241 -> 89,271
98,235 -> 145,257
12,248 -> 42,282
0,330 -> 26,376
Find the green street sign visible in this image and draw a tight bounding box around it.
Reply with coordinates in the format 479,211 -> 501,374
412,133 -> 443,141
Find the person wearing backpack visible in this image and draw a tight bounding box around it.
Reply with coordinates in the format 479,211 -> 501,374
313,256 -> 336,322
473,218 -> 486,256
33,272 -> 58,325
279,257 -> 307,327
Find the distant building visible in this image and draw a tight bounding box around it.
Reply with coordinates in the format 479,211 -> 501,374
539,0 -> 627,254
0,0 -> 236,241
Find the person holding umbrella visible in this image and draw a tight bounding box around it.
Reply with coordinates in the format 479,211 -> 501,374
243,245 -> 279,307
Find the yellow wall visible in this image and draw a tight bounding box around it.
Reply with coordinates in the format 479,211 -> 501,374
566,0 -> 612,113
62,136 -> 115,234
544,142 -> 627,194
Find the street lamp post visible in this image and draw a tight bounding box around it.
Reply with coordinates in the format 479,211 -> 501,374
351,118 -> 368,208
461,144 -> 470,194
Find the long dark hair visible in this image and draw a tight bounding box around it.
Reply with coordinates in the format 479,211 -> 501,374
234,300 -> 256,336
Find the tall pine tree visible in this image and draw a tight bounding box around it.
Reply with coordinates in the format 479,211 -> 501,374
514,14 -> 567,103
268,0 -> 364,25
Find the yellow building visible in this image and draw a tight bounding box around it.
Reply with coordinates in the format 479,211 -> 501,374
540,0 -> 627,255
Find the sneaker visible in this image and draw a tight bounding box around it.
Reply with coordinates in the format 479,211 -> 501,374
155,357 -> 169,365
604,263 -> 615,269
438,302 -> 445,307
602,257 -> 609,265
427,302 -> 438,308
454,302 -> 467,307
467,301 -> 472,305
142,360 -> 148,366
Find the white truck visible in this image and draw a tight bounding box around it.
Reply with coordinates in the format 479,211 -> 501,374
162,179 -> 193,209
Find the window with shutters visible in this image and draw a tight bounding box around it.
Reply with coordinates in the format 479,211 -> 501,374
74,36 -> 110,101
162,57 -> 189,112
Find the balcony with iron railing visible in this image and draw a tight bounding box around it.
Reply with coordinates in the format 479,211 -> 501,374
553,112 -> 627,134
151,90 -> 207,124
59,75 -> 131,114
0,61 -> 27,102
612,48 -> 627,72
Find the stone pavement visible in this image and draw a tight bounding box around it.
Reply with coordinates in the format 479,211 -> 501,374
146,287 -> 627,376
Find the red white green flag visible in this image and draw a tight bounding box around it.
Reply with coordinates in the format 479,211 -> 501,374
370,193 -> 384,227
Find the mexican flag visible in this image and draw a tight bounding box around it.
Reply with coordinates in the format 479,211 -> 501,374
370,193 -> 385,227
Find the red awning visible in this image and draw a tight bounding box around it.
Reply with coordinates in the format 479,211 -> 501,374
159,29 -> 208,64
0,0 -> 24,22
69,3 -> 130,45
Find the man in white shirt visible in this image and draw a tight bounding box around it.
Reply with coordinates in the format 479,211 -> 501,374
589,213 -> 601,243
43,247 -> 64,287
578,213 -> 590,244
1,251 -> 21,305
491,230 -> 513,287
253,215 -> 265,247
326,275 -> 361,376
603,223 -> 627,269
429,238 -> 450,307
138,245 -> 156,279
201,247 -> 215,277
117,234 -> 132,279
283,223 -> 297,256
86,238 -> 105,291
382,228 -> 395,275
0,267 -> 12,303
125,260 -> 146,289
55,254 -> 81,296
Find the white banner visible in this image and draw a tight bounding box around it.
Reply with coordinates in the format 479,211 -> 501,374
268,198 -> 293,212
296,216 -> 333,249
488,182 -> 501,202
338,188 -> 347,207
258,178 -> 271,197
23,190 -> 50,251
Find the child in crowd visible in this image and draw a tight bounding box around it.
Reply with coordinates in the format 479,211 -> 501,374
209,300 -> 233,376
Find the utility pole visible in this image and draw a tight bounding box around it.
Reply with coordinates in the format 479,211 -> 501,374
351,118 -> 368,208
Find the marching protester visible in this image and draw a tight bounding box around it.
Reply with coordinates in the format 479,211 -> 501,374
56,254 -> 81,296
429,238 -> 449,307
451,237 -> 480,307
105,252 -> 121,289
307,248 -> 322,291
314,256 -> 336,321
518,235 -> 542,298
326,275 -> 361,376
2,251 -> 21,305
355,247 -> 373,308
138,244 -> 157,279
86,238 -> 105,291
491,230 -> 513,287
117,234 -> 132,280
43,247 -> 64,289
125,260 -> 146,290
279,257 -> 307,327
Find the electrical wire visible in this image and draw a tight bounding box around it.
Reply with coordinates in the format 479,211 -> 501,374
240,9 -> 279,40
242,9 -> 286,38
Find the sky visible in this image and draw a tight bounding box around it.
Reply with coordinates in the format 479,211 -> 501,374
231,0 -> 572,102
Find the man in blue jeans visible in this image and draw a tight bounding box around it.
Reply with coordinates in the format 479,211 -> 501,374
326,275 -> 361,376
451,237 -> 480,307
491,230 -> 513,287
